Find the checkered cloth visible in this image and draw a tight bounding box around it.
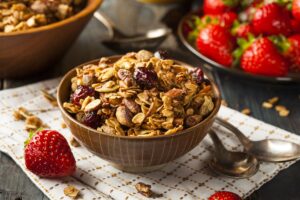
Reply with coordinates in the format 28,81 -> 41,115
0,78 -> 299,200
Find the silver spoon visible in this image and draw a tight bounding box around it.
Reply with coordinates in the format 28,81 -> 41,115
93,11 -> 171,50
216,117 -> 300,162
209,130 -> 259,178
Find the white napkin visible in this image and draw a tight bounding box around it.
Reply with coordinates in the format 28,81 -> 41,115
0,78 -> 298,200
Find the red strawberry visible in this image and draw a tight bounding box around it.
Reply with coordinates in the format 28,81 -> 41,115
291,18 -> 300,34
25,130 -> 76,178
196,24 -> 235,66
252,3 -> 292,36
219,12 -> 237,28
286,34 -> 300,72
209,191 -> 241,200
203,0 -> 238,15
240,37 -> 288,76
292,0 -> 300,21
233,23 -> 254,38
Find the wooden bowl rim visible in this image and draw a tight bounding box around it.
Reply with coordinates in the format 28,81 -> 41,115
57,56 -> 222,140
0,0 -> 102,37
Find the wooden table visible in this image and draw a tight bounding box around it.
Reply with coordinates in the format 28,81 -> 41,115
1,0 -> 299,199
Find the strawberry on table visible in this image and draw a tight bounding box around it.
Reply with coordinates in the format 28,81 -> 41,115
25,130 -> 76,178
196,24 -> 235,67
252,3 -> 292,36
209,191 -> 242,200
238,37 -> 289,76
203,0 -> 239,15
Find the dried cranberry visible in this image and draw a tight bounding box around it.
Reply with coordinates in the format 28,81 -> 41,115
154,50 -> 169,60
82,111 -> 101,129
133,67 -> 158,89
191,68 -> 204,85
71,85 -> 95,105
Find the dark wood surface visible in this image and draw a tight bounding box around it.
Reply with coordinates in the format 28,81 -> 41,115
1,0 -> 300,199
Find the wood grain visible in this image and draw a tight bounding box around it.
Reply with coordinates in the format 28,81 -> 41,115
0,0 -> 300,199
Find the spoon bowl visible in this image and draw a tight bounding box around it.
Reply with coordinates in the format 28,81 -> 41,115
216,117 -> 300,162
209,130 -> 259,178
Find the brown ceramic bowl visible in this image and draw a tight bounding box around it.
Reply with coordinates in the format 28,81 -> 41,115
57,56 -> 221,173
0,0 -> 103,78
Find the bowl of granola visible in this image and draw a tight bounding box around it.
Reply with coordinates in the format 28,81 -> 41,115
0,0 -> 102,78
57,50 -> 221,172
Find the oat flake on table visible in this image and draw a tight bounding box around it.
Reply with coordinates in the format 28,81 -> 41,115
0,78 -> 299,200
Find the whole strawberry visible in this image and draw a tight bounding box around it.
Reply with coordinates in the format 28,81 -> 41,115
203,0 -> 238,15
233,23 -> 254,38
209,191 -> 241,200
292,0 -> 300,21
252,3 -> 292,36
25,130 -> 76,177
240,37 -> 288,76
196,24 -> 235,66
286,34 -> 300,72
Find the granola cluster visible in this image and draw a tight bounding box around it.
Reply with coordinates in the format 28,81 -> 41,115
0,0 -> 86,33
63,50 -> 215,137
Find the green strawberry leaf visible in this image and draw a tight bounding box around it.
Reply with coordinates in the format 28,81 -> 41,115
24,128 -> 43,147
223,0 -> 239,7
268,35 -> 291,53
232,34 -> 257,67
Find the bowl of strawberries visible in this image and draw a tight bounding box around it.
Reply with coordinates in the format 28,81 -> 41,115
178,0 -> 300,82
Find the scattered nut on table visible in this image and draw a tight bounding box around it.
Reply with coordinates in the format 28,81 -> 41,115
63,185 -> 80,199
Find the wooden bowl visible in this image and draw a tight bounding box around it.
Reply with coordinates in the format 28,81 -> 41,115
0,0 -> 103,78
57,56 -> 221,173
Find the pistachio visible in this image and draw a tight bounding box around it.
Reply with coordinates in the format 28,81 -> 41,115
116,106 -> 134,127
123,98 -> 140,113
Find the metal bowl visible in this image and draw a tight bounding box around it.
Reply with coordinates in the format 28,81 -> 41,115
177,12 -> 300,83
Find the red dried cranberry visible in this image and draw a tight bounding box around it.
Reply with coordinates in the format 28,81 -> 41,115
191,68 -> 204,85
154,50 -> 169,60
133,67 -> 158,89
71,85 -> 95,105
82,111 -> 100,129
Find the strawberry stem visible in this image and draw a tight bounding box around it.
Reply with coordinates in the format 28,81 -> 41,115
232,34 -> 256,66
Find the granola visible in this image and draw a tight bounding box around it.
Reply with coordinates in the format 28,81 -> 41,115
63,50 -> 216,137
0,0 -> 86,33
63,185 -> 80,199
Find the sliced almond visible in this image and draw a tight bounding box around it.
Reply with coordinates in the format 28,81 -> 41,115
262,102 -> 273,109
84,99 -> 101,112
132,113 -> 145,124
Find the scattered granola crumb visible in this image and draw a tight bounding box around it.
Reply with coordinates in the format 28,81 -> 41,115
111,173 -> 117,177
61,122 -> 67,129
268,96 -> 279,104
262,102 -> 273,109
64,185 -> 80,199
70,137 -> 80,147
241,108 -> 251,115
275,105 -> 290,117
13,110 -> 24,121
41,89 -> 58,107
135,182 -> 162,198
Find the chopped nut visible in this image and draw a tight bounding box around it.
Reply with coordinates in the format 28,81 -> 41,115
61,122 -> 67,129
70,137 -> 80,147
268,96 -> 279,104
262,102 -> 273,109
241,108 -> 251,115
135,182 -> 162,198
64,185 -> 80,199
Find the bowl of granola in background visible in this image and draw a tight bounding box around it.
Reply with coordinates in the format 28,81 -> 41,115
0,0 -> 103,78
57,50 -> 221,173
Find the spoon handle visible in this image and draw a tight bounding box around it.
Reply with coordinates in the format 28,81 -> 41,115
93,11 -> 115,39
215,117 -> 251,147
209,130 -> 227,154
